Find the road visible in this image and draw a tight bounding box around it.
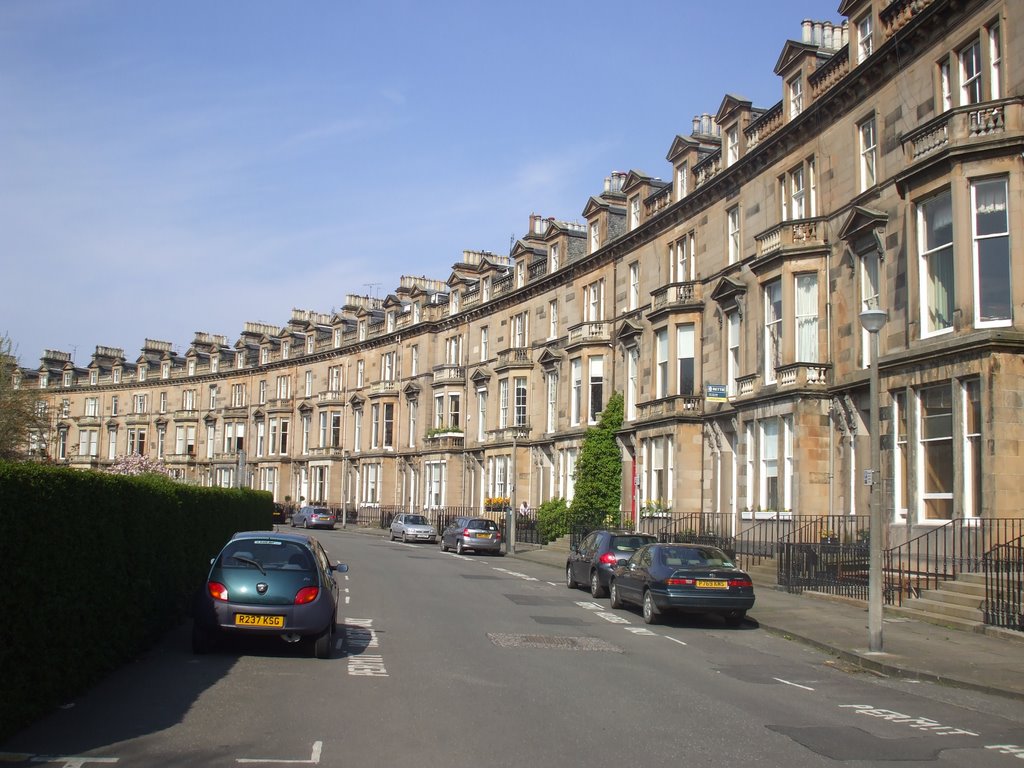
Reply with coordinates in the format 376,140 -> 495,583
3,528 -> 1023,767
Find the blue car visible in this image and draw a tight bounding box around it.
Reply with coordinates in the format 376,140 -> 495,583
192,531 -> 348,658
608,543 -> 754,626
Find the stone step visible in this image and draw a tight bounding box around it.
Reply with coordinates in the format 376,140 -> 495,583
917,588 -> 983,609
935,579 -> 986,598
886,605 -> 985,633
899,596 -> 984,623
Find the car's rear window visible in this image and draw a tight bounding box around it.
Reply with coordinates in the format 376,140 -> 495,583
611,535 -> 656,552
220,540 -> 315,571
659,547 -> 731,568
468,519 -> 499,531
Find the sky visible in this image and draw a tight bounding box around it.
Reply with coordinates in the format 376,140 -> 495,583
0,0 -> 842,367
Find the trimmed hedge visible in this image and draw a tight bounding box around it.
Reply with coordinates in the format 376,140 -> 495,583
0,462 -> 271,740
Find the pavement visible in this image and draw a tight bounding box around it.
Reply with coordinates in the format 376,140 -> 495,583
338,524 -> 1024,702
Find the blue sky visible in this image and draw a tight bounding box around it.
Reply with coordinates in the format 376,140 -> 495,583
1,0 -> 841,366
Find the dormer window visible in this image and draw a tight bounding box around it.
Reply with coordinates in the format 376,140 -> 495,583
450,291 -> 460,315
306,335 -> 315,354
261,347 -> 270,364
550,243 -> 560,271
413,303 -> 421,323
789,75 -> 804,118
138,366 -> 147,382
387,312 -> 396,332
726,126 -> 739,166
281,342 -> 289,360
590,222 -> 600,253
90,370 -> 98,385
334,329 -> 342,347
516,261 -> 525,288
856,13 -> 873,63
188,359 -> 196,376
211,355 -> 219,373
482,278 -> 491,302
63,371 -> 72,387
113,368 -> 121,384
629,196 -> 640,230
358,321 -> 367,341
676,162 -> 689,201
161,362 -> 170,379
236,351 -> 245,369
40,373 -> 49,388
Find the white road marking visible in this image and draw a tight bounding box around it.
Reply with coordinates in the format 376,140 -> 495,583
344,619 -> 388,677
665,636 -> 688,646
26,758 -> 117,767
839,705 -> 978,736
624,627 -> 657,636
237,740 -> 323,764
575,601 -> 604,611
986,745 -> 1024,759
596,612 -> 630,624
774,677 -> 814,691
492,567 -> 537,581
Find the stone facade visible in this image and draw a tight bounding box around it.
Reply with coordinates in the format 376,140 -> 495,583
14,0 -> 1024,543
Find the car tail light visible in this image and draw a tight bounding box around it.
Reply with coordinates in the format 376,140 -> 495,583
728,578 -> 753,588
295,586 -> 320,604
495,531 -> 501,540
463,528 -> 471,537
666,577 -> 695,586
599,552 -> 619,566
208,581 -> 229,601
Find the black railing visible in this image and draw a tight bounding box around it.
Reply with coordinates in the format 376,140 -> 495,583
734,516 -> 796,569
776,515 -> 871,598
653,513 -> 736,557
984,536 -> 1024,632
884,518 -> 1024,606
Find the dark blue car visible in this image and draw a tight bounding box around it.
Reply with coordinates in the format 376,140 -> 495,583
608,543 -> 754,626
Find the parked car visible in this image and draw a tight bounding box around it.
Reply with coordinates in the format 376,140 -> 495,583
608,543 -> 754,626
390,513 -> 437,543
192,530 -> 349,658
566,530 -> 657,598
272,503 -> 289,523
439,517 -> 503,555
290,505 -> 336,530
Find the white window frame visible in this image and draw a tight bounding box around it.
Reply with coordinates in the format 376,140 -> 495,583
859,116 -> 877,192
918,189 -> 955,337
764,279 -> 782,384
971,176 -> 1011,328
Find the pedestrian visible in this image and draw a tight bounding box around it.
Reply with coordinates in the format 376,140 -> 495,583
519,501 -> 529,518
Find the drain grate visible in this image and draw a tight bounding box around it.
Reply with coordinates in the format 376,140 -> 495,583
487,633 -> 622,652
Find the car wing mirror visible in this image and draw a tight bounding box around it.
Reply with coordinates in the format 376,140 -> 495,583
334,563 -> 349,573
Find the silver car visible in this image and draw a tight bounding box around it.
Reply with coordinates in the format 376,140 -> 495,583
389,513 -> 437,543
439,517 -> 503,555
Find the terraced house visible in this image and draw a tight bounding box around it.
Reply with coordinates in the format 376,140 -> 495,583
12,0 -> 1024,609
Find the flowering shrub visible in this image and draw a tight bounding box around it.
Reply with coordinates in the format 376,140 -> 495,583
106,454 -> 175,478
641,499 -> 669,517
484,496 -> 510,510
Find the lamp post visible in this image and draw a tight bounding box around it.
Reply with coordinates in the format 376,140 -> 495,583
508,429 -> 519,555
859,307 -> 888,653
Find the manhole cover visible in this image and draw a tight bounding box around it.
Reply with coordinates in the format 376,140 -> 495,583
487,633 -> 622,652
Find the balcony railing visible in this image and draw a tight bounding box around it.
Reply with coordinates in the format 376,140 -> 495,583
736,374 -> 758,397
880,0 -> 937,39
635,394 -> 703,421
307,446 -> 346,458
566,321 -> 610,346
431,364 -> 466,383
650,281 -> 702,312
808,45 -> 850,99
755,217 -> 827,258
492,274 -> 513,297
528,260 -> 548,280
903,99 -> 1021,163
744,102 -> 783,150
776,362 -> 831,388
368,380 -> 399,396
693,150 -> 722,188
317,390 -> 345,404
495,347 -> 532,369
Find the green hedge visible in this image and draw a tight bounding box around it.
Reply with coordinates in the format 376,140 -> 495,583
0,462 -> 271,740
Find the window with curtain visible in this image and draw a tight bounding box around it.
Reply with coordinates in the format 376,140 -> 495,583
972,177 -> 1010,325
859,117 -> 877,191
861,250 -> 880,366
920,190 -> 954,335
655,329 -> 669,398
795,274 -> 818,362
920,384 -> 954,520
760,419 -> 779,512
727,311 -> 740,396
764,279 -> 782,382
676,324 -> 695,395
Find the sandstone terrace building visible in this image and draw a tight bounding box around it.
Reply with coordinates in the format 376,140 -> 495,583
11,0 -> 1024,554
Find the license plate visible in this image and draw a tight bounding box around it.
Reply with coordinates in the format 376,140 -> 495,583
695,580 -> 728,589
475,533 -> 492,539
235,614 -> 285,627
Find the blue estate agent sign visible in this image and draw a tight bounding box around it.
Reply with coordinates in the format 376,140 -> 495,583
705,384 -> 728,402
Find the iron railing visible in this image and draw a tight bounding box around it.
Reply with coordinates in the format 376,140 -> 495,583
651,513 -> 736,556
984,536 -> 1024,632
776,515 -> 871,599
884,518 -> 1024,606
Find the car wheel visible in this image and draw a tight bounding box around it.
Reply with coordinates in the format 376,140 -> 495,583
313,622 -> 334,659
289,517 -> 295,528
191,622 -> 216,655
590,570 -> 607,598
566,565 -> 577,589
304,518 -> 310,529
642,590 -> 661,625
609,580 -> 623,609
389,530 -> 395,541
440,538 -> 448,552
723,611 -> 746,628
402,532 -> 408,544
456,540 -> 465,555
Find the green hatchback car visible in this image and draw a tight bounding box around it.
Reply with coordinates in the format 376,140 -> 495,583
192,531 -> 348,658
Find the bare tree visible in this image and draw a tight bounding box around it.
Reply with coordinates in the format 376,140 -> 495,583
0,335 -> 47,461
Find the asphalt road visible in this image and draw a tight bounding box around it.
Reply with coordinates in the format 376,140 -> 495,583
4,528 -> 1023,767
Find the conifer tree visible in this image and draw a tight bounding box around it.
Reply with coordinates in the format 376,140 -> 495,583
568,391 -> 624,530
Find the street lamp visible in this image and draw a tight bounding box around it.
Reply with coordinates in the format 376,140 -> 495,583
508,429 -> 519,556
859,307 -> 887,652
